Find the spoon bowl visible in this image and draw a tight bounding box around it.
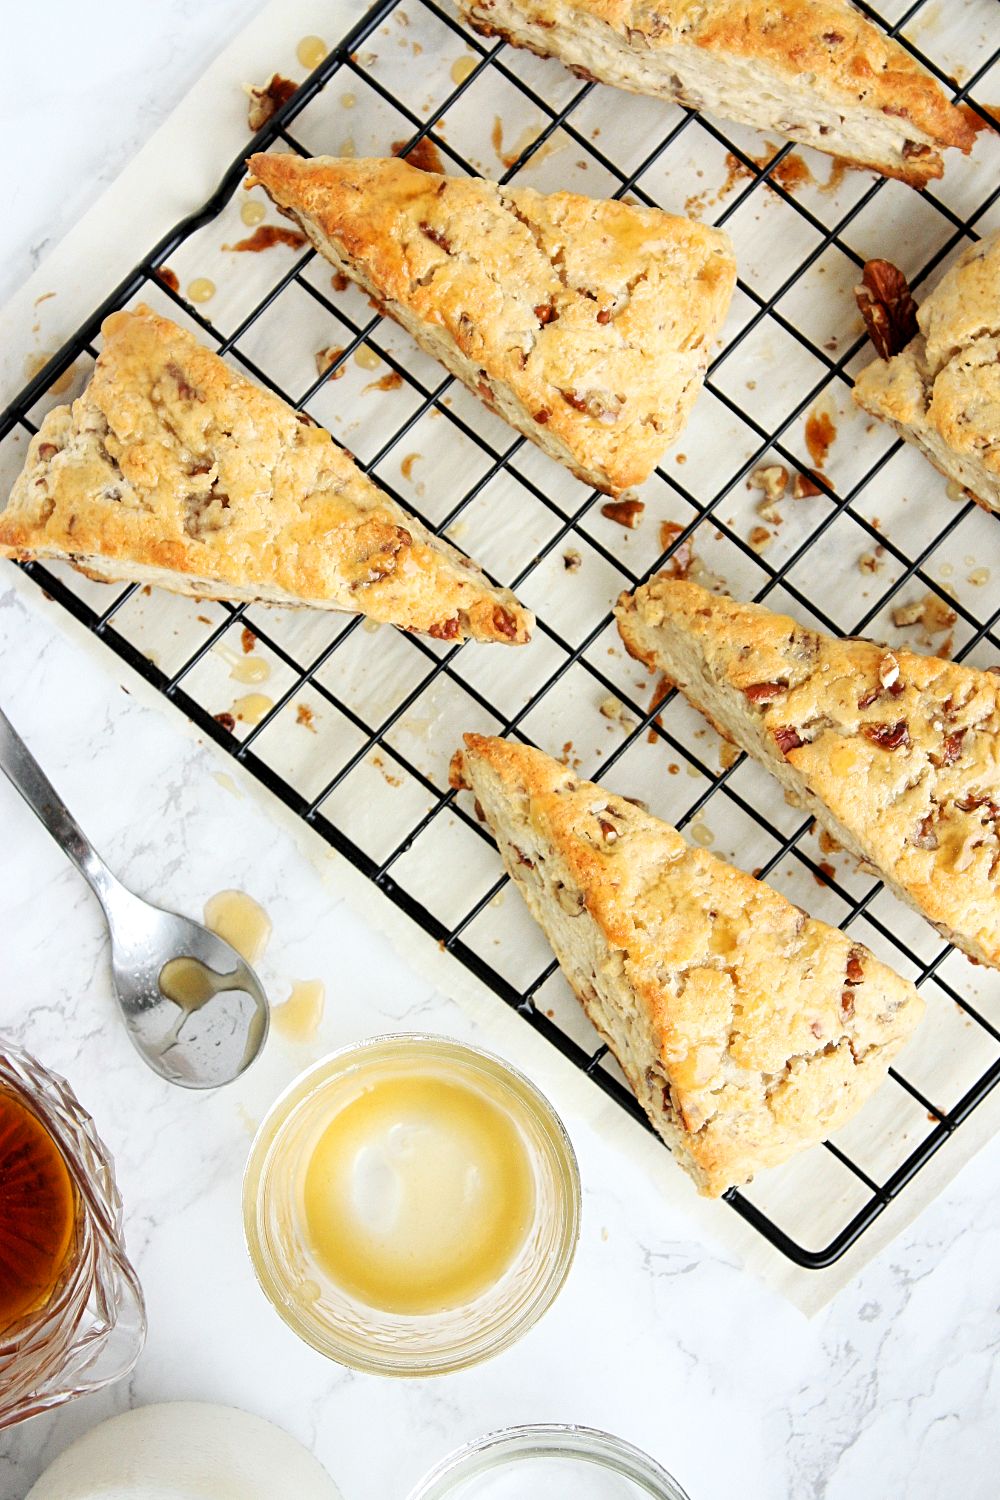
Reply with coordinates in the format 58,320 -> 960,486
0,707 -> 269,1088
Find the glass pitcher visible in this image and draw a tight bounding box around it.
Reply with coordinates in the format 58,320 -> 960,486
0,1041 -> 145,1428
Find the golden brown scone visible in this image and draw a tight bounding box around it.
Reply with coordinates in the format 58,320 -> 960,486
245,154 -> 735,495
458,733 -> 923,1196
617,578 -> 1000,967
854,233 -> 1000,514
0,307 -> 533,645
459,0 -> 974,186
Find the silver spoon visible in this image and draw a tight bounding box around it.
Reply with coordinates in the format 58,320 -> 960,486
0,706 -> 269,1088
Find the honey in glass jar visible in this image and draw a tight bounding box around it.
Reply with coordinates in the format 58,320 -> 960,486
0,1089 -> 76,1334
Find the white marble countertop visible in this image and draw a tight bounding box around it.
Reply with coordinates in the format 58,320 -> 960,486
3,5 -> 1000,1498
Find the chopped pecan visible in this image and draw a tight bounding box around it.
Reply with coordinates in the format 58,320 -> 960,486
419,221 -> 452,253
845,950 -> 864,985
214,712 -> 236,733
821,30 -> 844,43
840,990 -> 856,1021
855,259 -> 919,361
878,652 -> 900,691
743,680 -> 788,703
597,817 -> 619,842
166,361 -> 198,402
37,442 -> 59,461
596,307 -> 612,325
774,726 -> 803,755
429,616 -> 460,640
932,728 -> 966,767
491,605 -> 519,640
534,303 -> 557,325
513,845 -> 535,869
913,813 -> 939,850
600,498 -> 644,530
750,464 -> 789,501
862,720 -> 909,751
903,141 -> 933,161
533,408 -> 551,423
246,73 -> 298,131
792,471 -> 822,499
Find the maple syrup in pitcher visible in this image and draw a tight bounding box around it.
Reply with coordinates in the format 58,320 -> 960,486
0,1089 -> 76,1334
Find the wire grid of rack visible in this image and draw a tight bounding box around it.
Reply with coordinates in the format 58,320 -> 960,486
2,0 -> 1000,1268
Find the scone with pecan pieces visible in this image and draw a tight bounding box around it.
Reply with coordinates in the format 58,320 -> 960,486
246,153 -> 736,494
0,306 -> 532,645
617,578 -> 1000,966
854,234 -> 1000,515
457,734 -> 922,1196
458,0 -> 974,186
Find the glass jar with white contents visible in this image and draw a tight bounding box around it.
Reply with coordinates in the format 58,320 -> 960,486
407,1425 -> 691,1500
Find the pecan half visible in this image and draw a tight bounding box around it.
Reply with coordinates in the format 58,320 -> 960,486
862,720 -> 909,751
855,259 -> 919,361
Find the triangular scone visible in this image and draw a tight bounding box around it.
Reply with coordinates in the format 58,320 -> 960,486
0,307 -> 532,646
245,154 -> 736,495
457,734 -> 922,1196
459,0 -> 975,187
617,578 -> 1000,966
854,234 -> 1000,514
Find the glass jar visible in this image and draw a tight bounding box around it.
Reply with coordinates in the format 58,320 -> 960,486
243,1035 -> 581,1376
0,1042 -> 145,1428
407,1424 -> 691,1499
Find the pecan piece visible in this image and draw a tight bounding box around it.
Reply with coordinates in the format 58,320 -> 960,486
743,680 -> 788,703
932,728 -> 966,768
855,260 -> 919,361
429,617 -> 460,640
246,73 -> 298,131
491,605 -> 519,640
419,222 -> 452,253
913,813 -> 939,850
774,726 -> 803,755
600,498 -> 644,530
597,817 -> 619,842
534,303 -> 557,325
862,720 -> 909,751
214,712 -> 236,733
845,949 -> 864,985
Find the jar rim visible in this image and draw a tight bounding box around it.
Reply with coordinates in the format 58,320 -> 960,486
406,1423 -> 692,1499
243,1033 -> 581,1375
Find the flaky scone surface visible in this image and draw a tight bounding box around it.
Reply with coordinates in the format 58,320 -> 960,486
459,0 -> 974,185
246,154 -> 735,494
459,732 -> 922,1196
0,306 -> 532,644
854,233 -> 1000,513
617,578 -> 1000,967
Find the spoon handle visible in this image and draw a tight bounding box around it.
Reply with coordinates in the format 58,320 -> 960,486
0,707 -> 119,906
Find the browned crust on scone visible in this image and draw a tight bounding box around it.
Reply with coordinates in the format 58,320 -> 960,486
459,731 -> 923,1196
462,0 -> 974,186
616,578 -> 1000,968
0,306 -> 533,645
245,153 -> 735,494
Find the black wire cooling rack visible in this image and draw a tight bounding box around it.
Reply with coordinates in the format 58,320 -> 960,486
3,0 -> 1000,1268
